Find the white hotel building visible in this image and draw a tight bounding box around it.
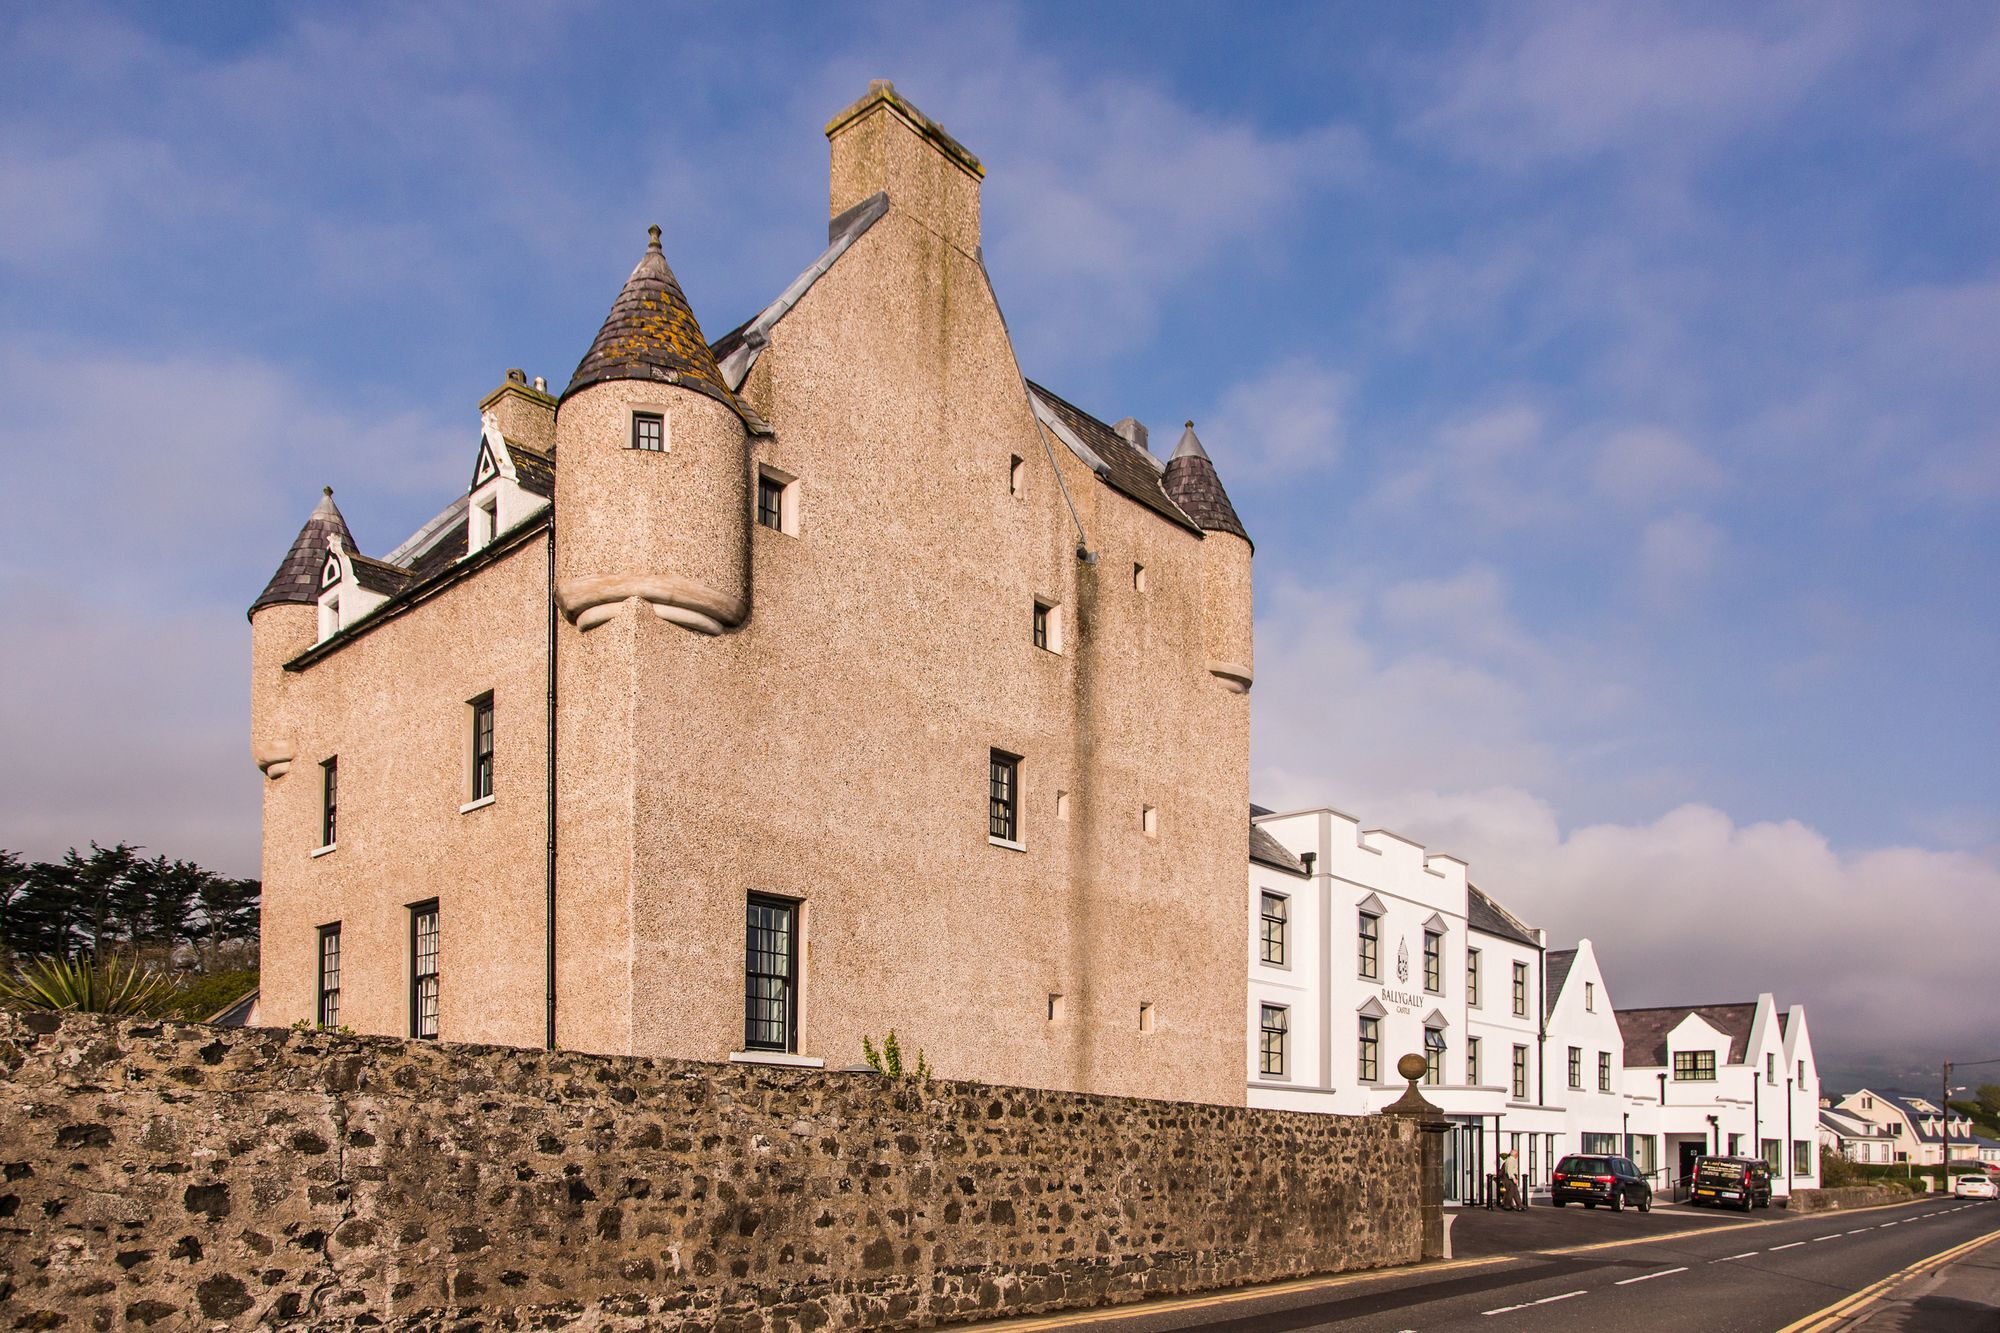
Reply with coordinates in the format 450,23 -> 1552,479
1247,805 -> 1821,1201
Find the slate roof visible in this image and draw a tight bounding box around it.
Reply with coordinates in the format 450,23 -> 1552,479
1544,949 -> 1577,1019
1820,1107 -> 1894,1138
1615,1003 -> 1757,1068
250,488 -> 356,618
505,440 -> 554,499
1026,382 -> 1204,537
1467,884 -> 1539,947
1250,818 -> 1307,876
350,552 -> 413,598
564,225 -> 733,410
1161,423 -> 1249,547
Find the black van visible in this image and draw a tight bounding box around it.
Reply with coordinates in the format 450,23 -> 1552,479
1689,1156 -> 1774,1210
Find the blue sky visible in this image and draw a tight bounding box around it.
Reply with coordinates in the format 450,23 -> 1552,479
2,3 -> 1995,1081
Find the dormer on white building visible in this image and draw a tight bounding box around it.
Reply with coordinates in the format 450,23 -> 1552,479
315,534 -> 408,642
466,411 -> 553,557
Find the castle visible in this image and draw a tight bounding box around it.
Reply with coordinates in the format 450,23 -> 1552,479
248,83 -> 1255,1104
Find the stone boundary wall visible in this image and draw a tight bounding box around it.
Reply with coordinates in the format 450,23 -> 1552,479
0,1013 -> 1420,1329
1786,1185 -> 1917,1214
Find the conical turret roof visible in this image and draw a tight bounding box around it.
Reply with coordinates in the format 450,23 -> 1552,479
1161,422 -> 1249,546
250,487 -> 355,618
563,224 -> 731,407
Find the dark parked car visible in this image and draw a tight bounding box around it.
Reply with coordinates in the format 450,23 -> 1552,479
1689,1155 -> 1774,1210
1551,1154 -> 1653,1212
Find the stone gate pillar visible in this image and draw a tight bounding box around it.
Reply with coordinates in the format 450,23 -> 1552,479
1382,1052 -> 1452,1261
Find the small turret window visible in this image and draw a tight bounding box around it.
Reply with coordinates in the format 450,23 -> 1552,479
755,466 -> 800,536
632,412 -> 665,451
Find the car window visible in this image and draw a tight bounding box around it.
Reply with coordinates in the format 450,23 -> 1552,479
1560,1157 -> 1610,1174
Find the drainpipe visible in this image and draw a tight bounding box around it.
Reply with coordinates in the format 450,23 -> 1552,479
544,523 -> 558,1050
1786,1077 -> 1795,1192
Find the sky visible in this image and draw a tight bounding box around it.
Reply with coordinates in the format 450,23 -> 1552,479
1,2 -> 1995,1090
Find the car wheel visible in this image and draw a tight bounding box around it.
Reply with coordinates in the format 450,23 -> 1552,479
1639,1191 -> 1652,1213
1584,1201 -> 1597,1209
1740,1196 -> 1754,1212
1611,1190 -> 1625,1213
1553,1199 -> 1566,1208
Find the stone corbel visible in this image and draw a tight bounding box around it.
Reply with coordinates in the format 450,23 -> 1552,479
557,574 -> 746,637
1208,660 -> 1253,694
255,740 -> 295,780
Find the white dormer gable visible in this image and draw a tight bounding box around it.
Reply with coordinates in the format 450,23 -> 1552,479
315,535 -> 390,643
466,411 -> 549,556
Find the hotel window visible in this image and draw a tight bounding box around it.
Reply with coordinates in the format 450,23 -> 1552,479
631,411 -> 664,451
1259,1004 -> 1288,1077
1798,1059 -> 1806,1084
1466,948 -> 1481,1007
1422,929 -> 1442,994
1466,1035 -> 1481,1085
1358,911 -> 1380,980
1511,960 -> 1528,1017
988,750 -> 1020,844
1512,1044 -> 1529,1100
1767,1052 -> 1776,1085
1599,1050 -> 1612,1092
1259,892 -> 1288,965
1423,1026 -> 1446,1086
1673,1050 -> 1717,1081
409,900 -> 439,1040
757,473 -> 785,530
744,894 -> 798,1052
1584,981 -> 1595,1012
469,693 -> 494,801
1761,1139 -> 1781,1171
1793,1140 -> 1812,1176
1568,1045 -> 1582,1090
319,757 -> 338,848
316,924 -> 341,1029
1358,1015 -> 1380,1083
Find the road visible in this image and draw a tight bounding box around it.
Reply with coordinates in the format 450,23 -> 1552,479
977,1197 -> 1999,1333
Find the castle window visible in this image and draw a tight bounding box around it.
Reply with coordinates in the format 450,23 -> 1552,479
755,466 -> 799,536
1141,804 -> 1158,836
1512,960 -> 1529,1017
1423,928 -> 1442,993
1358,910 -> 1380,980
469,693 -> 495,802
410,900 -> 439,1040
1358,1014 -> 1380,1083
316,923 -> 341,1028
319,757 -> 338,849
1032,600 -> 1051,650
1424,1025 -> 1446,1085
1132,562 -> 1147,593
988,750 -> 1021,846
1259,1004 -> 1288,1077
1009,454 -> 1025,498
1139,1001 -> 1155,1033
744,895 -> 797,1052
1259,891 -> 1288,965
631,411 -> 665,452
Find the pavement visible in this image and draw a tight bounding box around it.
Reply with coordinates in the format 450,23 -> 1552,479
962,1195 -> 2000,1333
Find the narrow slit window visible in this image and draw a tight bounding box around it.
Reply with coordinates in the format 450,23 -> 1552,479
470,693 -> 495,801
410,900 -> 439,1039
320,757 -> 338,848
1008,454 -> 1025,498
1032,601 -> 1050,650
1138,1001 -> 1155,1033
1047,992 -> 1063,1022
1141,804 -> 1158,836
1132,562 -> 1147,592
316,923 -> 341,1029
757,473 -> 785,530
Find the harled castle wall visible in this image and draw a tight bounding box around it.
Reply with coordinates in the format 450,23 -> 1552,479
0,1013 -> 1419,1330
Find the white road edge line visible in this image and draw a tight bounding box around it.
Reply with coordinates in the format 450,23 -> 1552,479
1614,1267 -> 1688,1286
1772,1242 -> 1806,1250
1715,1252 -> 1759,1262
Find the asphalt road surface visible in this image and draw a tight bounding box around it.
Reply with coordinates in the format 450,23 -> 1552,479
979,1197 -> 2000,1333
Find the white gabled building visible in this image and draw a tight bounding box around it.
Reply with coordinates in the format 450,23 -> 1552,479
1246,805 -> 1822,1200
1820,1106 -> 1899,1164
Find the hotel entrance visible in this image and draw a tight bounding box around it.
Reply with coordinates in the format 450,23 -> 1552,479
1445,1116 -> 1489,1204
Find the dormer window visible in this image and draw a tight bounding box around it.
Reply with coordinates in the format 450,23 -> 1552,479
321,553 -> 341,589
632,411 -> 665,452
475,495 -> 498,548
1585,981 -> 1595,1011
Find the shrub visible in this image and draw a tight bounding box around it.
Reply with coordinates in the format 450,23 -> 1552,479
861,1030 -> 931,1079
0,954 -> 179,1016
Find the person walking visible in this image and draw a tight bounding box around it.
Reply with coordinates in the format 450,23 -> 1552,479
1499,1150 -> 1525,1211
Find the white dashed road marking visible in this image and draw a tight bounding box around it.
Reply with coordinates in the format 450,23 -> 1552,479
1772,1242 -> 1806,1250
1614,1267 -> 1688,1286
1847,1228 -> 1873,1234
1715,1252 -> 1760,1262
1484,1291 -> 1587,1316
1813,1234 -> 1843,1242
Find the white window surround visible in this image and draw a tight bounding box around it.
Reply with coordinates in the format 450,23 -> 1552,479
627,404 -> 672,452
756,464 -> 802,536
459,794 -> 496,815
310,843 -> 338,858
728,1051 -> 823,1069
1032,599 -> 1063,654
988,835 -> 1026,852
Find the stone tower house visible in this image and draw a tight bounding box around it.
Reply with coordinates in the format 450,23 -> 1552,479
248,83 -> 1255,1104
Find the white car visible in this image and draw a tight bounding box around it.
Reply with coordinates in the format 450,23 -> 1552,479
1952,1175 -> 1996,1199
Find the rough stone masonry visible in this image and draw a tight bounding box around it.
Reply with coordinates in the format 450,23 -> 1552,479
0,1013 -> 1420,1329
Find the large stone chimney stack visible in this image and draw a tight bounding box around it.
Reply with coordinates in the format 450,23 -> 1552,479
826,80 -> 984,256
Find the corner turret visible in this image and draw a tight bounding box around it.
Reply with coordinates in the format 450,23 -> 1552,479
1162,423 -> 1253,693
249,487 -> 352,780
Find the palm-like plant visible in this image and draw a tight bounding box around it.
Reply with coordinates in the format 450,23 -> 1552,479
0,954 -> 179,1016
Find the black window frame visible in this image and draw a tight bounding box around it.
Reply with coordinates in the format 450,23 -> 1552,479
320,756 -> 338,848
1259,891 -> 1289,966
1466,1034 -> 1481,1085
1512,1043 -> 1529,1099
1466,947 -> 1481,1007
1512,960 -> 1529,1017
1673,1049 -> 1717,1081
470,692 -> 495,801
988,750 -> 1020,843
1259,1004 -> 1288,1077
1358,911 -> 1380,980
1599,1050 -> 1613,1092
409,899 -> 439,1040
1423,928 -> 1443,993
1358,1014 -> 1381,1083
1032,600 -> 1050,650
1423,1025 -> 1446,1085
744,893 -> 799,1053
316,923 -> 341,1029
631,411 -> 665,452
1568,1045 -> 1582,1089
756,472 -> 785,530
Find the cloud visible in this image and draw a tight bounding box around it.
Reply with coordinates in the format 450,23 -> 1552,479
1636,511 -> 1725,605
1199,356 -> 1350,479
1591,426 -> 1725,506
